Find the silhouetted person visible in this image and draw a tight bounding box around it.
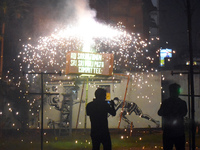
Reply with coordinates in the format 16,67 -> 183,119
158,83 -> 187,150
86,88 -> 116,150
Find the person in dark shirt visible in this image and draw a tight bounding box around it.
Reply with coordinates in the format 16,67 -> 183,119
158,83 -> 187,150
86,88 -> 116,150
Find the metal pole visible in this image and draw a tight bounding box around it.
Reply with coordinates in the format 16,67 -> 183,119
41,73 -> 44,150
118,75 -> 130,128
188,73 -> 191,150
0,4 -> 6,77
187,0 -> 195,149
130,122 -> 133,137
23,71 -> 61,150
84,77 -> 89,132
76,80 -> 85,129
0,23 -> 5,77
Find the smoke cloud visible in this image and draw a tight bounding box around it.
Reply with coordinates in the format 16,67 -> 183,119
63,0 -> 97,25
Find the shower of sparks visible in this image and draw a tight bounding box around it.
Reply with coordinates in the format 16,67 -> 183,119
2,0 -> 162,132
17,22 -> 153,74
3,21 -> 161,131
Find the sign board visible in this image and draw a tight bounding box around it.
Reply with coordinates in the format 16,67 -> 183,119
66,51 -> 114,76
160,48 -> 172,67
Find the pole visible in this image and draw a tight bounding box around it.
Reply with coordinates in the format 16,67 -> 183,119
23,71 -> 61,150
188,72 -> 191,150
76,80 -> 85,129
41,73 -> 44,150
84,77 -> 89,132
0,23 -> 5,77
186,0 -> 195,149
130,122 -> 133,137
118,75 -> 130,128
0,4 -> 6,77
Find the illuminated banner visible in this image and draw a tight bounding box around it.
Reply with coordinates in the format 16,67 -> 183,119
66,51 -> 114,76
160,48 -> 172,67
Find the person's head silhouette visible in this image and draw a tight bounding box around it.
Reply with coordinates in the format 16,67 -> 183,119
169,83 -> 181,98
95,88 -> 106,100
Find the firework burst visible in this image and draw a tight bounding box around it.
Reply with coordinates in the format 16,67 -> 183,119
18,21 -> 151,74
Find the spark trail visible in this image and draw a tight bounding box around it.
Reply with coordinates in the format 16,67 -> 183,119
18,22 -> 150,74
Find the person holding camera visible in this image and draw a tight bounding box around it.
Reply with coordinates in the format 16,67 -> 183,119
86,88 -> 116,150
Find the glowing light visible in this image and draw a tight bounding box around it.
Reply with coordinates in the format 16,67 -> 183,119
3,0 -> 160,131
16,21 -> 155,76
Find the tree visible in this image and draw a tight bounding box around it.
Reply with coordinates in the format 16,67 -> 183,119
0,0 -> 29,77
0,0 -> 30,134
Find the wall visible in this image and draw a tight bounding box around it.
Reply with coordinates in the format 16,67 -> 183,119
43,72 -> 162,129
